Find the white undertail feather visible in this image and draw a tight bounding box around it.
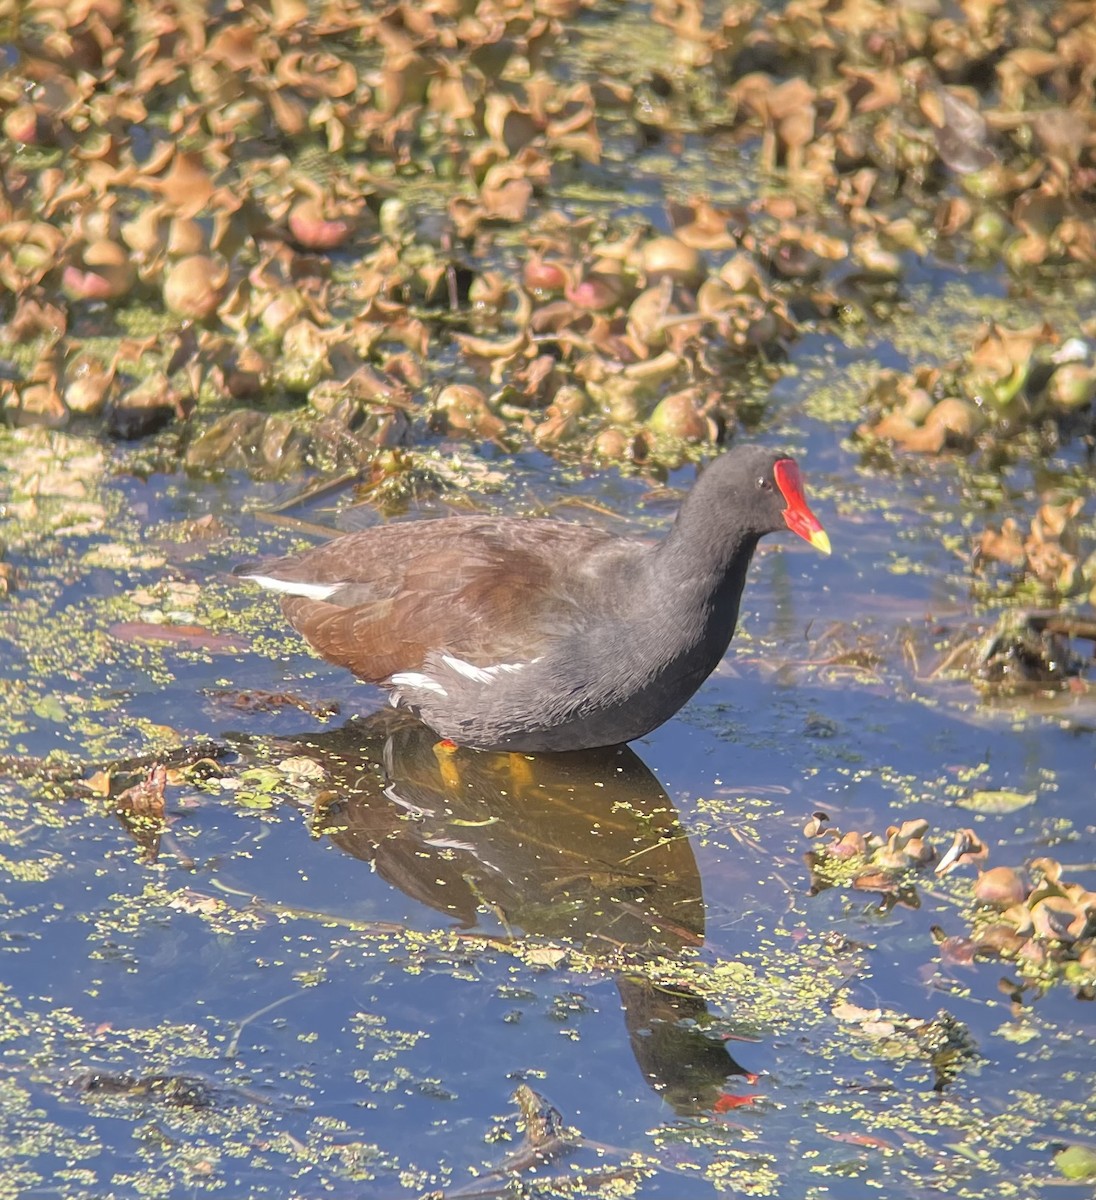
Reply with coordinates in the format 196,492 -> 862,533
390,671 -> 448,697
388,656 -> 533,701
243,574 -> 342,601
440,654 -> 531,684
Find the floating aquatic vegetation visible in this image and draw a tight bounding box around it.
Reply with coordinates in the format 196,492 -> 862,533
803,812 -> 937,898
975,495 -> 1096,605
936,854 -> 1096,998
807,808 -> 1096,995
2,0 -> 1092,470
858,325 -> 1096,455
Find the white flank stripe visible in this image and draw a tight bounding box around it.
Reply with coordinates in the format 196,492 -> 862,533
441,654 -> 526,684
389,671 -> 448,697
243,574 -> 341,601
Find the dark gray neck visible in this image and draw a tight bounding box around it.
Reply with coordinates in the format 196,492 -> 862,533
664,489 -> 760,570
641,496 -> 763,661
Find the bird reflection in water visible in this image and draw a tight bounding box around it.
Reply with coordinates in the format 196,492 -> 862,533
249,709 -> 754,1116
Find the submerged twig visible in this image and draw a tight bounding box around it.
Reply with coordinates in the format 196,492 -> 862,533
251,511 -> 345,539
927,635 -> 980,680
429,1163 -> 649,1200
257,471 -> 360,515
226,991 -> 305,1059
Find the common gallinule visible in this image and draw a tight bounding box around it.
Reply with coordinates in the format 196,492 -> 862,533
238,444 -> 830,752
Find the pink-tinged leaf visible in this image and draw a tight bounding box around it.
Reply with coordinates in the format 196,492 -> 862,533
110,622 -> 247,652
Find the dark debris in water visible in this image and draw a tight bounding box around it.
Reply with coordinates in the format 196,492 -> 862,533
931,609 -> 1096,696
831,1003 -> 978,1093
71,1071 -> 220,1110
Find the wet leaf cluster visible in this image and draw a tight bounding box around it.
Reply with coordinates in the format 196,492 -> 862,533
805,813 -> 1096,995
2,0 -> 1095,477
858,321 -> 1096,456
940,855 -> 1096,997
803,811 -> 937,897
975,490 -> 1096,605
709,0 -> 1096,280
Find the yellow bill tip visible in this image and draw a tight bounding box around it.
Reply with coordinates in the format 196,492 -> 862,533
809,529 -> 832,556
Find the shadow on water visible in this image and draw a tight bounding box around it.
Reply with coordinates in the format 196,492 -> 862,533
226,709 -> 753,1117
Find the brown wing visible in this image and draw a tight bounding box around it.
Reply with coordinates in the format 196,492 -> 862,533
249,516 -> 624,683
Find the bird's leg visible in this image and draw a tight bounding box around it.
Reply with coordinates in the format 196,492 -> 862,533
431,738 -> 463,790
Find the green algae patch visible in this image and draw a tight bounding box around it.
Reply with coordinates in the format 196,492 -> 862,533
639,1001 -> 1096,1200
1056,1144 -> 1096,1182
957,788 -> 1037,814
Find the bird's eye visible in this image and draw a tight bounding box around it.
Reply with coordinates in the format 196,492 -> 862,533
758,477 -> 773,491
